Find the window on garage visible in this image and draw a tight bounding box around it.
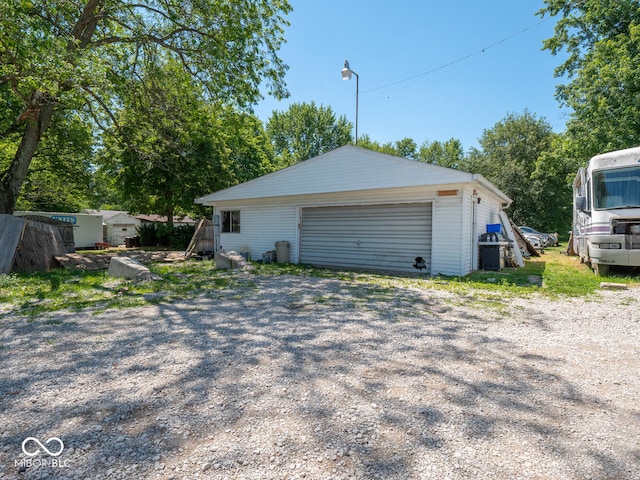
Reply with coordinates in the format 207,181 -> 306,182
221,210 -> 240,233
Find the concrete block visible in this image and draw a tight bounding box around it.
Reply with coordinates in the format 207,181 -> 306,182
108,256 -> 161,281
214,251 -> 250,270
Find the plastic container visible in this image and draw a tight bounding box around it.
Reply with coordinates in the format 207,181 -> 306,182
275,241 -> 290,263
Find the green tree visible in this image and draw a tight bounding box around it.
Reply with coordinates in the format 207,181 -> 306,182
1,90 -> 95,211
466,111 -> 556,229
357,135 -> 399,156
88,162 -> 126,211
539,0 -> 640,157
222,109 -> 279,184
417,138 -> 465,169
15,112 -> 94,212
394,138 -> 418,159
530,135 -> 583,233
358,135 -> 422,159
0,0 -> 291,214
266,102 -> 352,166
103,59 -> 275,225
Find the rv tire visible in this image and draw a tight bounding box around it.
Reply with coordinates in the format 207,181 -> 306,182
593,263 -> 609,276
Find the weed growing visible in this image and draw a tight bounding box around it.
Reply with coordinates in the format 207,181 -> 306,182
0,260 -> 244,318
1,247 -> 638,317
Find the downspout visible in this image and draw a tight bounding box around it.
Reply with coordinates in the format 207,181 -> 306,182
472,193 -> 478,271
212,208 -> 221,253
461,194 -> 467,275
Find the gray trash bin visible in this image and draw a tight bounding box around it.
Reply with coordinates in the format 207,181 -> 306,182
275,241 -> 290,264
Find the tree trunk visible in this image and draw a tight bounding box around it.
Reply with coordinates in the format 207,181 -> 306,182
0,92 -> 55,214
0,1 -> 103,214
166,195 -> 175,230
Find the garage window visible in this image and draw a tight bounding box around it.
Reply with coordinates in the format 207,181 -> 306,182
221,210 -> 240,233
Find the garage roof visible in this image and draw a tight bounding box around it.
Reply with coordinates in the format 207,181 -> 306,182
196,145 -> 510,204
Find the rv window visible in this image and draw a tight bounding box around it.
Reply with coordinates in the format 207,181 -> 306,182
586,178 -> 592,210
593,166 -> 640,209
221,210 -> 240,233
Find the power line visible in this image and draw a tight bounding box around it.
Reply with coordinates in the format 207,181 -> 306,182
361,16 -> 554,95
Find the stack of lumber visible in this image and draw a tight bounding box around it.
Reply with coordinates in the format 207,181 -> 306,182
184,218 -> 214,259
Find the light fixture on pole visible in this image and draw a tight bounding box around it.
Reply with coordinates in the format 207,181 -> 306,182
341,60 -> 359,145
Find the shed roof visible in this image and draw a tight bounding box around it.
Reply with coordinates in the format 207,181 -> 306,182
197,145 -> 510,204
135,214 -> 197,225
82,210 -> 138,223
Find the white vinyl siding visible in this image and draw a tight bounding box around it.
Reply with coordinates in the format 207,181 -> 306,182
461,190 -> 474,275
476,196 -> 503,235
110,224 -> 133,246
431,198 -> 464,276
300,203 -> 432,274
472,192 -> 504,271
217,206 -> 298,261
102,213 -> 140,246
198,146 -> 480,204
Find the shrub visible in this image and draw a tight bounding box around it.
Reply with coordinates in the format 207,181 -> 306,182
136,223 -> 195,249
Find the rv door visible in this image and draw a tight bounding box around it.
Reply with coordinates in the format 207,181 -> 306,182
574,167 -> 587,210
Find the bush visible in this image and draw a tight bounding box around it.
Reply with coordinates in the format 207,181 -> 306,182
136,223 -> 195,249
136,223 -> 158,247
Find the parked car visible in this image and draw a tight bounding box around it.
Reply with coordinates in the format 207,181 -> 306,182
519,226 -> 558,247
522,232 -> 543,250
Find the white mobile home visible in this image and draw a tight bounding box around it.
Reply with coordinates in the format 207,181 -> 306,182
196,146 -> 512,276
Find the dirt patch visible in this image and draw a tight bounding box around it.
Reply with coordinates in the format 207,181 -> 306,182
55,250 -> 187,270
528,274 -> 543,286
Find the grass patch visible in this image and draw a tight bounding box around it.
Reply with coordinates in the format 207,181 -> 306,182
0,260 -> 246,317
523,247 -> 639,296
1,247 -> 638,317
252,247 -> 639,300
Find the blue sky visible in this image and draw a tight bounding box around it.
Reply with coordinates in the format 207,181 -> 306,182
253,0 -> 569,150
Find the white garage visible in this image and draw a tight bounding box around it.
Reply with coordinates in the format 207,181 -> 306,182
196,146 -> 511,276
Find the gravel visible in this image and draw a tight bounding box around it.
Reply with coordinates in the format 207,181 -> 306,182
1,273 -> 639,480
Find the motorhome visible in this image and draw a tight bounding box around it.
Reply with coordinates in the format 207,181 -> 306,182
573,146 -> 640,275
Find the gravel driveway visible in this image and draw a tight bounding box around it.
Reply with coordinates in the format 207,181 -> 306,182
1,273 -> 639,480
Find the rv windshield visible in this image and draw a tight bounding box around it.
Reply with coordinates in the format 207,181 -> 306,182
593,166 -> 640,209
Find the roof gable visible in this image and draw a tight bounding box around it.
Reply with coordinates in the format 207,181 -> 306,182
104,212 -> 138,224
198,146 -> 485,204
82,210 -> 136,222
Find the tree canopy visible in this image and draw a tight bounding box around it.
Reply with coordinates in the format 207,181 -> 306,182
417,139 -> 465,169
266,102 -> 352,166
539,0 -> 640,157
0,0 -> 291,213
357,135 -> 465,170
15,110 -> 95,212
102,57 -> 277,224
465,111 -> 558,230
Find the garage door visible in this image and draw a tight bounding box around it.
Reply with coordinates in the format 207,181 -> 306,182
300,203 -> 432,273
